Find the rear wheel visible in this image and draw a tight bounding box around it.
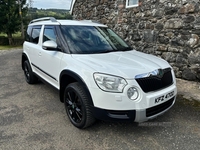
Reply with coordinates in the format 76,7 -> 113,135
24,60 -> 38,84
64,82 -> 95,129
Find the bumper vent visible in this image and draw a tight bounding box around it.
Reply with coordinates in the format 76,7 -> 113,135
146,97 -> 175,117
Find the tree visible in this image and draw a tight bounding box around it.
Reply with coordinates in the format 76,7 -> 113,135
0,0 -> 28,45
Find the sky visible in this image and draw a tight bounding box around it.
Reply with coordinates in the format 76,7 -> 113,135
31,0 -> 73,10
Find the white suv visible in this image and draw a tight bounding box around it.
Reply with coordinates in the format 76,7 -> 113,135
22,17 -> 177,128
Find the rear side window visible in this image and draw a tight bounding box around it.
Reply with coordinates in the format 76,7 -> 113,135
26,25 -> 42,44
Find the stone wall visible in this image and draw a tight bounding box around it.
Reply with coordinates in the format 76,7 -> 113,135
72,0 -> 200,81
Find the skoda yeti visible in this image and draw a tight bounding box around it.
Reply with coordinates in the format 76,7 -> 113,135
22,17 -> 177,128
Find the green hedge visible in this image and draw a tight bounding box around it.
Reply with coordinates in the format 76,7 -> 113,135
0,37 -> 24,45
0,37 -> 9,45
13,38 -> 24,45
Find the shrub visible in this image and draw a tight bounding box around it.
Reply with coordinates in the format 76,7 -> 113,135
0,37 -> 24,46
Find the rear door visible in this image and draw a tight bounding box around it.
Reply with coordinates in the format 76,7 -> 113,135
24,25 -> 42,72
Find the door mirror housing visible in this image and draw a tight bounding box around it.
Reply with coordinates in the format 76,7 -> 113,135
42,40 -> 58,51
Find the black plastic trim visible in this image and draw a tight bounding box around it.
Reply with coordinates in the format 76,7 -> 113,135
31,63 -> 57,81
21,53 -> 28,70
92,107 -> 136,121
59,70 -> 94,106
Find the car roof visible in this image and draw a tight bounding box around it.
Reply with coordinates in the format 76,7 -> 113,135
29,17 -> 107,27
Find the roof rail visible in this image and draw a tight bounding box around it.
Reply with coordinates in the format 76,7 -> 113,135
30,17 -> 57,24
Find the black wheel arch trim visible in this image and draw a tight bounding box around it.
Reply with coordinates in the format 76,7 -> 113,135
22,52 -> 29,70
59,70 -> 94,106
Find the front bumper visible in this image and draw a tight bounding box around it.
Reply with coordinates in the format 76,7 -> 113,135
92,96 -> 176,122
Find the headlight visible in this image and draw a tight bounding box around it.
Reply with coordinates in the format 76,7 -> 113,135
93,73 -> 127,93
127,87 -> 139,100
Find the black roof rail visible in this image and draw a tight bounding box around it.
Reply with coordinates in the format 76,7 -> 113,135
29,17 -> 57,24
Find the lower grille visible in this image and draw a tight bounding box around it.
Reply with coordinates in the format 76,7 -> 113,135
136,68 -> 173,93
146,97 -> 175,117
107,110 -> 136,120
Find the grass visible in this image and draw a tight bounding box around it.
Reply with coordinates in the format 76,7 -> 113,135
0,45 -> 22,50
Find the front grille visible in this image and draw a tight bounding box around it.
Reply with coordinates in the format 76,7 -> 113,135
136,68 -> 173,93
146,97 -> 175,117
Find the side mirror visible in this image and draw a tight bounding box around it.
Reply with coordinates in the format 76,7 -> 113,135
42,40 -> 58,51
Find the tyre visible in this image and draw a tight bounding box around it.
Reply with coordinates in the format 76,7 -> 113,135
64,82 -> 95,129
23,60 -> 38,84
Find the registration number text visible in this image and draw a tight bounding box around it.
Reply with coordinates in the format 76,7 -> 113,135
155,91 -> 174,104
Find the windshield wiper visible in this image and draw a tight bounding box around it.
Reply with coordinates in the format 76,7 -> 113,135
119,47 -> 132,51
95,50 -> 113,54
106,47 -> 132,52
89,47 -> 133,54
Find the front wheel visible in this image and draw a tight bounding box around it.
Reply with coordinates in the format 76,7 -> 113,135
64,82 -> 95,129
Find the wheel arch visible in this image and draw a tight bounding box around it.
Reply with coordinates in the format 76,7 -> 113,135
21,53 -> 29,70
59,70 -> 94,106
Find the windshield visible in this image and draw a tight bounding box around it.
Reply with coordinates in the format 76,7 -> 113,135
60,25 -> 132,54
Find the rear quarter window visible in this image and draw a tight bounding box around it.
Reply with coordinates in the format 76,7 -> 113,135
25,26 -> 32,42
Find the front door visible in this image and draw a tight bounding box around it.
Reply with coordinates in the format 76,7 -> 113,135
37,25 -> 63,89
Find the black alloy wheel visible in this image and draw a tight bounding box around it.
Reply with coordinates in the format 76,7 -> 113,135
66,89 -> 83,124
64,82 -> 95,129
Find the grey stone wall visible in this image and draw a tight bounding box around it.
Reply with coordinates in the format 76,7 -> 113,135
72,0 -> 200,81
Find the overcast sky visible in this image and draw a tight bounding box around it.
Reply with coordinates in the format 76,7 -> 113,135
32,0 -> 73,10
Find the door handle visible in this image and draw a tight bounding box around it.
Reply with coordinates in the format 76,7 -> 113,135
38,52 -> 42,56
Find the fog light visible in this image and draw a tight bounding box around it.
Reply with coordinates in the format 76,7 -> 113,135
127,87 -> 139,100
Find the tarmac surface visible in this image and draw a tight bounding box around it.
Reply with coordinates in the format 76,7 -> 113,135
0,49 -> 199,150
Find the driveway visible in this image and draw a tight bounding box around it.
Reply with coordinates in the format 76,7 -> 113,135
0,49 -> 199,150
